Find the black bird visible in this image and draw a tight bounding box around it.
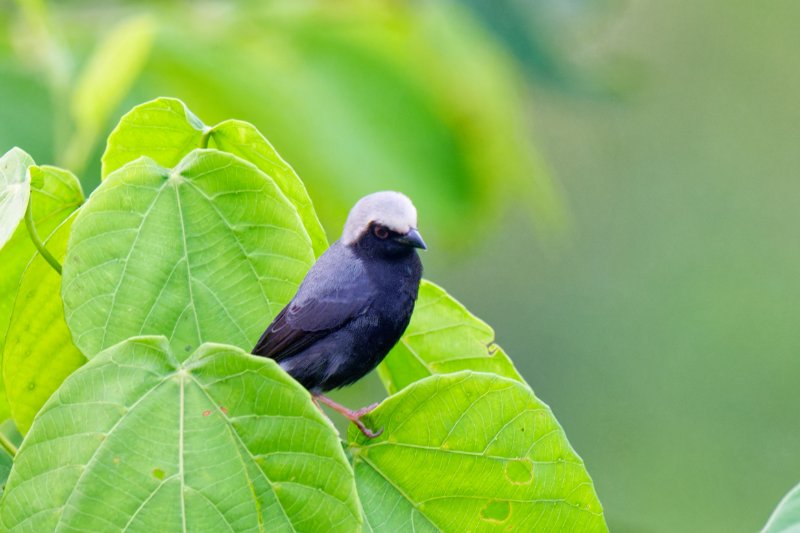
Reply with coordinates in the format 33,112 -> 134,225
253,191 -> 426,437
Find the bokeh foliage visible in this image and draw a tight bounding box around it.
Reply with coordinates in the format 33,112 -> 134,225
0,0 -> 565,246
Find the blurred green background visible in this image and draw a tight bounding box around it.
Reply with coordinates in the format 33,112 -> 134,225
2,0 -> 799,531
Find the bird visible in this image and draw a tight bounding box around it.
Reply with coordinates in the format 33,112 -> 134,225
253,191 -> 426,437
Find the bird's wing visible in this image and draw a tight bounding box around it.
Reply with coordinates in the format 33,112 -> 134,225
252,244 -> 372,361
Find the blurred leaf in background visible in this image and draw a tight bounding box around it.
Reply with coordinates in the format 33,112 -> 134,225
461,0 -> 621,92
0,0 -> 566,248
64,14 -> 154,173
3,1 -> 150,174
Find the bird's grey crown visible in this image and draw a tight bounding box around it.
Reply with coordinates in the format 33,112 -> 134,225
342,191 -> 418,245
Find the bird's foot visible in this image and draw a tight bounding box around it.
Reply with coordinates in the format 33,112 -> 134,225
313,395 -> 383,438
353,402 -> 380,418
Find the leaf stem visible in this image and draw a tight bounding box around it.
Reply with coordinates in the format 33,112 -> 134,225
24,198 -> 62,275
199,128 -> 212,149
0,432 -> 17,457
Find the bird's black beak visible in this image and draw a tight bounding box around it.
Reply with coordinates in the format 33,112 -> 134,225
396,228 -> 427,250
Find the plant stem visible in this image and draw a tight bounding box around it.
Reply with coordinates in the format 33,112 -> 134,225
24,199 -> 62,275
0,432 -> 17,457
199,128 -> 212,149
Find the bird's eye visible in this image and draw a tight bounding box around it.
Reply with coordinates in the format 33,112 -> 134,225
373,225 -> 389,239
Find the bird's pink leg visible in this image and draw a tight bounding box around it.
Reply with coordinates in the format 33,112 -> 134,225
313,394 -> 383,438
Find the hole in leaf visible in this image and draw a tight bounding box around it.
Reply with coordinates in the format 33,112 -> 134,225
505,459 -> 534,485
480,500 -> 510,523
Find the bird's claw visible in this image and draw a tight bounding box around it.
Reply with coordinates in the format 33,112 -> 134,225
351,403 -> 382,438
353,419 -> 383,439
348,405 -> 382,438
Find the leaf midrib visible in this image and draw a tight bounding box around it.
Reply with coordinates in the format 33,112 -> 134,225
173,180 -> 203,350
185,372 -> 293,533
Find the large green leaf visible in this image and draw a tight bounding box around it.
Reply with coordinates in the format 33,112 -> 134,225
763,483 -> 800,533
378,280 -> 522,394
0,159 -> 84,421
101,97 -> 328,256
350,371 -> 606,532
3,212 -> 86,434
0,337 -> 361,532
62,149 -> 315,359
100,97 -> 207,178
0,148 -> 33,249
208,119 -> 328,256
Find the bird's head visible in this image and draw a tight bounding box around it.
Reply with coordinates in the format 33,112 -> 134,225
342,191 -> 426,258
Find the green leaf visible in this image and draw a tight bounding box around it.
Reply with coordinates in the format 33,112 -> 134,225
24,165 -> 85,232
0,161 -> 84,421
349,371 -> 606,532
101,98 -> 207,178
763,482 -> 800,533
0,337 -> 361,531
378,280 -> 522,394
0,164 -> 84,348
0,147 -> 33,250
3,212 -> 87,434
0,147 -> 33,422
209,120 -> 328,256
63,149 -> 315,358
102,97 -> 328,256
63,15 -> 156,173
